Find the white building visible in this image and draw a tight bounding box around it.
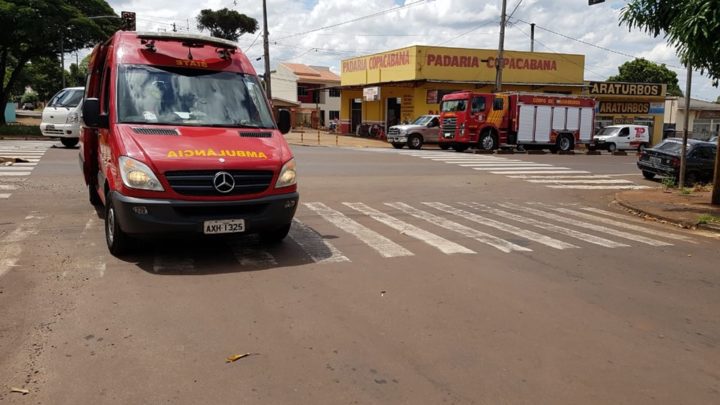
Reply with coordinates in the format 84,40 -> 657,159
272,63 -> 341,128
665,97 -> 720,140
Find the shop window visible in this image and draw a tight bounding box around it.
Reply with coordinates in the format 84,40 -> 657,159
329,88 -> 340,97
298,86 -> 307,97
329,110 -> 339,120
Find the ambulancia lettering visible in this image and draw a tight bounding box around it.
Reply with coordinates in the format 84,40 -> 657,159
175,59 -> 209,68
166,149 -> 268,159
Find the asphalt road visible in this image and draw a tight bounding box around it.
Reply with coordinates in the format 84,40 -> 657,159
1,140 -> 718,404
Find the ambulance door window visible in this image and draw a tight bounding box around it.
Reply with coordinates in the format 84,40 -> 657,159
619,126 -> 630,148
101,68 -> 111,115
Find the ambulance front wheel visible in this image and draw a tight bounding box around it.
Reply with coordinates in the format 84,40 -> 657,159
105,195 -> 132,256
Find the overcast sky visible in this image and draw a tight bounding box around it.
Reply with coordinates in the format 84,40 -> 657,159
105,0 -> 719,102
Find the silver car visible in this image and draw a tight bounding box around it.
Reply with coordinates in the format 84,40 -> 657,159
386,115 -> 441,149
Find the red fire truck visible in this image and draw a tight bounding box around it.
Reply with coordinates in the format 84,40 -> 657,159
81,31 -> 298,255
438,91 -> 596,152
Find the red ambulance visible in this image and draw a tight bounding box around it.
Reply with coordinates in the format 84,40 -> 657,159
80,31 -> 298,256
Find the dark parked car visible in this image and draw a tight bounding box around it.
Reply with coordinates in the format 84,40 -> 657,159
637,138 -> 717,185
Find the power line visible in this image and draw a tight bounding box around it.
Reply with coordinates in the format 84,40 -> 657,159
512,18 -> 683,70
275,0 -> 428,40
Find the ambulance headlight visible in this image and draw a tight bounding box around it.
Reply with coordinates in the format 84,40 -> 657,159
119,156 -> 164,191
275,158 -> 297,188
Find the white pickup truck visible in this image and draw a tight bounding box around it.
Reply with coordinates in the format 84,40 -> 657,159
386,115 -> 442,150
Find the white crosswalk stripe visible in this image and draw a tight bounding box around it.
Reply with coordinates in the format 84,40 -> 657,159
59,201 -> 699,270
547,206 -> 696,243
422,202 -> 578,250
499,203 -> 672,246
305,202 -> 413,258
344,202 -> 475,254
0,140 -> 51,200
460,202 -> 629,248
379,149 -> 650,190
289,219 -> 350,263
385,202 -> 532,253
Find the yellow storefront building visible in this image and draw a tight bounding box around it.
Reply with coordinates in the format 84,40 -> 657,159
338,46 -> 667,145
338,45 -> 585,135
588,81 -> 667,145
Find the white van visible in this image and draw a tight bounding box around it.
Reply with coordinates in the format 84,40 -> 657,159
590,124 -> 650,152
40,87 -> 84,147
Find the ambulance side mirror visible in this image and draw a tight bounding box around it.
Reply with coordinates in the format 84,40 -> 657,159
278,109 -> 291,134
82,98 -> 108,129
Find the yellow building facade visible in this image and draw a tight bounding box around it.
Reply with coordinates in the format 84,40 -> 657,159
588,81 -> 667,145
338,45 -> 586,134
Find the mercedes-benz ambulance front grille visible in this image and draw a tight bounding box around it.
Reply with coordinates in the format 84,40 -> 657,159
165,170 -> 274,196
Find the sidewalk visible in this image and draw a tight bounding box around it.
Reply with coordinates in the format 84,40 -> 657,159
284,129 -> 389,149
616,187 -> 720,232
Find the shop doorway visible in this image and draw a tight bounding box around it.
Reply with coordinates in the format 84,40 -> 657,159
386,97 -> 401,129
350,99 -> 362,134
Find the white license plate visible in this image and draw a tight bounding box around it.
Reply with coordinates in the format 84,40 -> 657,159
649,156 -> 662,165
46,124 -> 55,130
444,132 -> 453,138
203,219 -> 245,234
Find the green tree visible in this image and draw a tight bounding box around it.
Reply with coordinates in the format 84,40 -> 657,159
620,0 -> 720,85
0,0 -> 119,124
23,57 -> 64,101
20,90 -> 37,105
196,8 -> 258,41
620,1 -> 720,204
608,58 -> 683,96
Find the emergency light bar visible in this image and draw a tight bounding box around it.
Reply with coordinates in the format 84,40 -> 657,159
136,32 -> 238,50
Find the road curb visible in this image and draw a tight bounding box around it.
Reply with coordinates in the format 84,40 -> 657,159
614,193 -> 700,230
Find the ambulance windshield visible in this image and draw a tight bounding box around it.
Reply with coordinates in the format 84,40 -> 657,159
117,64 -> 275,128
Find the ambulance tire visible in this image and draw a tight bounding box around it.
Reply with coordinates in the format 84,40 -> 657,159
392,143 -> 404,149
61,137 -> 79,148
479,132 -> 497,151
453,144 -> 469,152
259,223 -> 291,244
439,144 -> 451,150
607,143 -> 617,153
105,195 -> 131,256
557,134 -> 574,152
408,134 -> 423,150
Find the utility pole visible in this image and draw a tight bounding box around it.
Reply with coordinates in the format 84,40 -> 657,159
262,0 -> 272,100
494,0 -> 508,92
530,23 -> 535,52
679,64 -> 692,189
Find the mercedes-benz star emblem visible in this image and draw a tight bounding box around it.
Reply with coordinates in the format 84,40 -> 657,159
213,171 -> 235,194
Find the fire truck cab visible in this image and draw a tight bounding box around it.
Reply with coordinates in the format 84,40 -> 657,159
81,31 -> 298,256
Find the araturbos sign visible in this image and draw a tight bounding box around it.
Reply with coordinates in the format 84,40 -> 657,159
589,82 -> 664,97
599,102 -> 650,114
